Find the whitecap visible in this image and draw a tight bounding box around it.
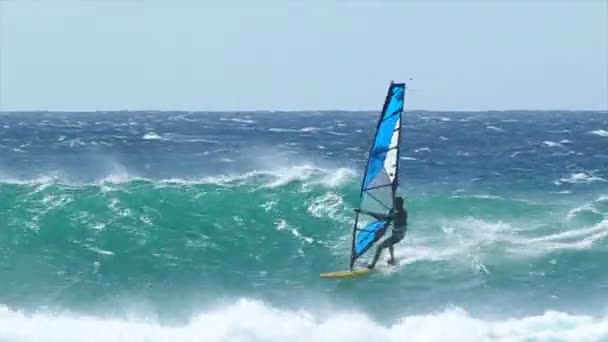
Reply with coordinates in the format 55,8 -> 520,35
486,125 -> 504,132
299,127 -> 321,133
590,129 -> 608,137
220,117 -> 256,124
142,132 -> 163,140
268,128 -> 299,133
543,141 -> 563,148
556,172 -> 606,185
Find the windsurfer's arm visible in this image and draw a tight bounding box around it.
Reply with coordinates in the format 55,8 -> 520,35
353,208 -> 391,221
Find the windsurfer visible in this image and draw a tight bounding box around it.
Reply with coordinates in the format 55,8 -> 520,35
354,196 -> 408,269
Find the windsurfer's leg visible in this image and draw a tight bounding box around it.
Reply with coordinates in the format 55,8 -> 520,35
368,246 -> 384,269
388,245 -> 395,265
387,231 -> 405,265
368,238 -> 391,269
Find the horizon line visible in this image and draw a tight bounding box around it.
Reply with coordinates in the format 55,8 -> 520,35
1,108 -> 607,114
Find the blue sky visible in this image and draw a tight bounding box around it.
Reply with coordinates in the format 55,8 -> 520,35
0,0 -> 606,111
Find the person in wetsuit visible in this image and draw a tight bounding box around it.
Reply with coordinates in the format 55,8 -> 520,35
354,196 -> 408,269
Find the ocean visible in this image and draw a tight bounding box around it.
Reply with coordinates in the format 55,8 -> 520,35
1,110 -> 607,341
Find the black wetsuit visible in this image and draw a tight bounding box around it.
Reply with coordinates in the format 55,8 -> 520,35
378,208 -> 408,248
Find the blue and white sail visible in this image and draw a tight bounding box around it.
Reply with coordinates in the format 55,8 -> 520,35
350,81 -> 406,269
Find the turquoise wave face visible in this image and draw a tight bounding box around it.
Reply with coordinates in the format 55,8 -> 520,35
1,167 -> 607,322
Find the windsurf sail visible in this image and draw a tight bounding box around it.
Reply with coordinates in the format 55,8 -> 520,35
350,81 -> 406,270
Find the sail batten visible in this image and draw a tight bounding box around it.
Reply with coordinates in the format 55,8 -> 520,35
349,82 -> 406,270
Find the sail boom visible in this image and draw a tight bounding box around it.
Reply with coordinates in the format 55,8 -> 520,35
363,183 -> 393,192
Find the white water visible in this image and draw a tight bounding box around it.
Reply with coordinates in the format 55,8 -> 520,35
1,300 -> 607,342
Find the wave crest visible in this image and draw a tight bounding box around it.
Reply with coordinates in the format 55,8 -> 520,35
0,165 -> 357,190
